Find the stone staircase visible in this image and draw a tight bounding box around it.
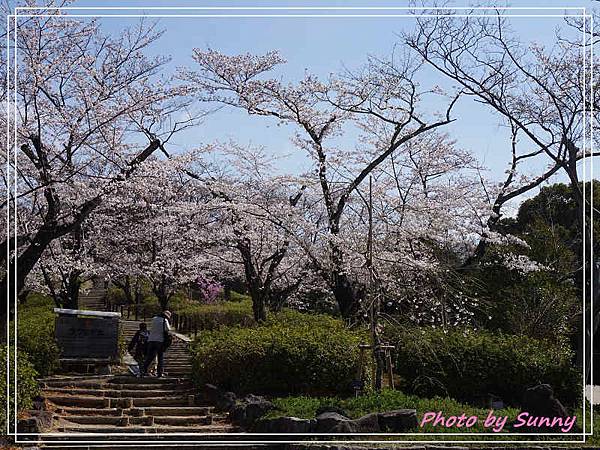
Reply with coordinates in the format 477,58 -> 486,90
121,319 -> 193,377
78,282 -> 194,377
38,374 -> 236,440
78,285 -> 107,311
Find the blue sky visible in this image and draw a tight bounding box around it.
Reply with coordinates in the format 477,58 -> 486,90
17,0 -> 599,207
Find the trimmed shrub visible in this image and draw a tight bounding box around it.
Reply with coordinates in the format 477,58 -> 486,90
176,299 -> 255,331
17,294 -> 60,376
384,326 -> 581,408
191,311 -> 365,396
0,345 -> 39,426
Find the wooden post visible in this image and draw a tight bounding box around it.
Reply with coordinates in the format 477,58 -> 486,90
386,348 -> 395,390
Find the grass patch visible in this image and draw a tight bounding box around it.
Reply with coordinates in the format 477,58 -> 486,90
267,389 -> 599,446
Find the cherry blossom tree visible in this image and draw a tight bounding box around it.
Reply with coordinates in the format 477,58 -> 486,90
89,157 -> 209,310
405,11 -> 596,261
27,228 -> 94,309
0,6 -> 198,334
179,48 -> 462,319
404,8 -> 598,379
182,143 -> 312,322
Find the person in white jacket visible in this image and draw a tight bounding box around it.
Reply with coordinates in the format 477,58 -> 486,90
140,310 -> 171,377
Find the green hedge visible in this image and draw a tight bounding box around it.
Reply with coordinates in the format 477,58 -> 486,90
17,294 -> 60,376
384,326 -> 581,408
0,345 -> 39,426
176,299 -> 255,331
191,311 -> 365,396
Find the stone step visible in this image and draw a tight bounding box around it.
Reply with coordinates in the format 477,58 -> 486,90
37,445 -> 249,449
46,395 -> 109,408
153,415 -> 213,426
43,380 -> 191,390
39,374 -> 113,384
56,424 -> 234,433
47,394 -> 201,408
142,406 -> 213,416
132,395 -> 198,407
62,415 -> 213,427
62,415 -> 129,426
45,387 -> 196,398
54,405 -> 214,418
55,407 -> 122,416
109,375 -> 187,384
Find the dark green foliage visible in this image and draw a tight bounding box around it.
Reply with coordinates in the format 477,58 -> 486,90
0,345 -> 39,426
473,252 -> 580,341
268,389 -> 518,431
17,293 -> 60,376
190,311 -> 365,396
176,298 -> 255,330
384,326 -> 581,408
467,182 -> 600,342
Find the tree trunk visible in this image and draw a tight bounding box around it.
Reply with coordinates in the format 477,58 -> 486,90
332,271 -> 360,319
250,287 -> 267,323
64,270 -> 82,310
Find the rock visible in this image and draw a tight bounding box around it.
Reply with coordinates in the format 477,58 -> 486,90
230,394 -> 275,427
315,405 -> 348,417
244,397 -> 274,423
522,384 -> 568,418
201,383 -> 236,411
31,395 -> 45,410
218,391 -> 237,412
253,416 -> 315,433
519,384 -> 571,433
315,411 -> 350,432
17,410 -> 53,439
378,409 -> 418,432
330,412 -> 380,433
202,383 -> 221,404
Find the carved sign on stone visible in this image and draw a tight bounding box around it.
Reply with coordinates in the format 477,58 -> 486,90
55,314 -> 119,359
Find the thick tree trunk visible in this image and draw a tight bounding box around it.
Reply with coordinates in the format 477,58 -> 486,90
328,240 -> 361,319
64,270 -> 82,310
332,271 -> 360,319
250,287 -> 267,323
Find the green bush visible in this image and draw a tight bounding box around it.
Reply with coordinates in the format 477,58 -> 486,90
175,299 -> 255,331
0,345 -> 39,426
384,326 -> 581,408
268,389 -> 520,432
17,293 -> 60,376
191,311 -> 365,396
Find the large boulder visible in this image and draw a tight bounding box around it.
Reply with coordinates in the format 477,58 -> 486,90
518,384 -> 572,433
378,408 -> 418,432
230,394 -> 276,427
522,384 -> 568,418
330,412 -> 380,433
315,405 -> 349,417
201,383 -> 236,412
253,416 -> 315,433
315,411 -> 351,432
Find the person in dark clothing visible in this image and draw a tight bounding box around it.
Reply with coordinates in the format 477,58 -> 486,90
128,322 -> 149,367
